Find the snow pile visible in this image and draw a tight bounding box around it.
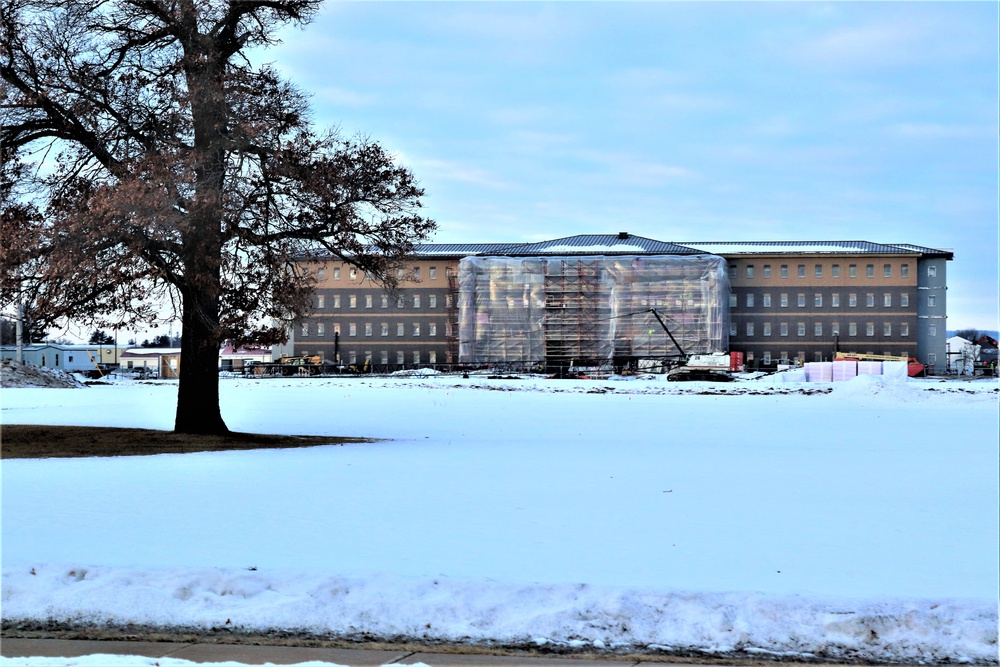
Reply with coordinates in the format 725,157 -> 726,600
3,566 -> 995,663
389,367 -> 442,377
0,360 -> 85,389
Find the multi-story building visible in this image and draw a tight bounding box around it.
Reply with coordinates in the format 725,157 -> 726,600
681,242 -> 953,371
288,235 -> 953,373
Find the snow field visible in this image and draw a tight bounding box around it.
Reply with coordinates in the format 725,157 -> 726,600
2,375 -> 998,662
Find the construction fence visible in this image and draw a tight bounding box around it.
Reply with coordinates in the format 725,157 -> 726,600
457,255 -> 731,369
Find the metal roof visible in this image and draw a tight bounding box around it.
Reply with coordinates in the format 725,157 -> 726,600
679,241 -> 954,258
458,234 -> 702,256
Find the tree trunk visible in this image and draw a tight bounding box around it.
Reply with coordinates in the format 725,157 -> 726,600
175,284 -> 229,434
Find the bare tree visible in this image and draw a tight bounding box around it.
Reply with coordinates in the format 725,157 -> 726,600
1,0 -> 434,433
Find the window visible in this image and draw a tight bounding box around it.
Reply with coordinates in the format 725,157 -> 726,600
729,264 -> 737,278
381,323 -> 388,336
865,322 -> 874,336
429,294 -> 437,308
927,265 -> 937,278
746,294 -> 754,307
831,322 -> 840,336
763,322 -> 772,336
333,267 -> 341,280
396,323 -> 404,336
365,351 -> 372,364
746,265 -> 754,278
814,294 -> 822,307
780,264 -> 788,278
797,322 -> 806,336
429,267 -> 437,280
763,294 -> 771,307
429,323 -> 437,337
412,323 -> 420,337
317,295 -> 325,309
866,293 -> 874,307
413,350 -> 421,364
901,294 -> 909,307
729,294 -> 737,308
397,351 -> 405,365
763,351 -> 772,364
349,323 -> 356,336
397,268 -> 405,281
746,322 -> 754,336
429,350 -> 437,364
365,294 -> 373,308
866,264 -> 874,278
798,264 -> 805,278
446,321 -> 453,337
832,264 -> 840,278
815,264 -> 823,277
763,265 -> 771,278
730,322 -> 737,336
349,295 -> 357,309
333,323 -> 341,335
350,268 -> 357,280
317,323 -> 325,337
381,295 -> 389,308
445,294 -> 453,308
831,293 -> 840,307
849,264 -> 857,278
927,352 -> 937,364
927,294 -> 936,307
780,293 -> 789,307
333,295 -> 341,308
814,322 -> 822,336
849,293 -> 857,307
412,267 -> 421,281
301,323 -> 309,336
849,322 -> 857,337
780,322 -> 789,337
901,264 -> 909,278
397,296 -> 404,308
884,264 -> 891,278
884,294 -> 892,307
883,323 -> 891,336
349,352 -> 356,365
413,294 -> 421,308
364,323 -> 372,337
797,294 -> 806,307
901,323 -> 909,337
929,324 -> 937,336
317,268 -> 326,281
381,351 -> 388,365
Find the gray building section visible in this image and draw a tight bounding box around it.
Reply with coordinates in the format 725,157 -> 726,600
916,255 -> 949,372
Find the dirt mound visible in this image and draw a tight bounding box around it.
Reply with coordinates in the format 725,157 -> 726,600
0,359 -> 86,389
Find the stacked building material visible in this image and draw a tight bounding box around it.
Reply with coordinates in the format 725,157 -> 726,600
804,362 -> 834,382
832,360 -> 858,382
857,361 -> 883,376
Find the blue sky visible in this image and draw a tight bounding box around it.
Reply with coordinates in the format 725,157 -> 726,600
255,1 -> 997,331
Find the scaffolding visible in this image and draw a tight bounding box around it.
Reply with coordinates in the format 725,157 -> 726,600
458,255 -> 730,369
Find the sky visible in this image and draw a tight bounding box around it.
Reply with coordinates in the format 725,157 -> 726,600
251,1 -> 998,331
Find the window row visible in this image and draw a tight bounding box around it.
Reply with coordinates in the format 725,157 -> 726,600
301,322 -> 451,337
730,321 -> 911,338
306,266 -> 441,283
729,292 -> 916,308
731,263 -> 915,280
316,293 -> 452,309
298,350 -> 440,365
748,350 -> 913,365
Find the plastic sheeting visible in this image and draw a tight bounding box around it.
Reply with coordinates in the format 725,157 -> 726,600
458,255 -> 730,366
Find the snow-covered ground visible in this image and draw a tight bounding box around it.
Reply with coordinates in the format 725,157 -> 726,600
2,373 -> 998,663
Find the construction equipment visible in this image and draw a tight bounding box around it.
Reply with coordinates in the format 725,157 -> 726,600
643,308 -> 735,381
835,352 -> 925,377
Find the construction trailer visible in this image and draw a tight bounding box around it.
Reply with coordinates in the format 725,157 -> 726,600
457,255 -> 731,372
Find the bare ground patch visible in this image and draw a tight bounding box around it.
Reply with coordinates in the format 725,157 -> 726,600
0,424 -> 373,459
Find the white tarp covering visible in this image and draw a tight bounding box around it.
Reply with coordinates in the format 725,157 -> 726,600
458,255 -> 730,366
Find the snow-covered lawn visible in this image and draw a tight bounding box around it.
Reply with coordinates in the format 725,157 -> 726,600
2,374 -> 998,663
